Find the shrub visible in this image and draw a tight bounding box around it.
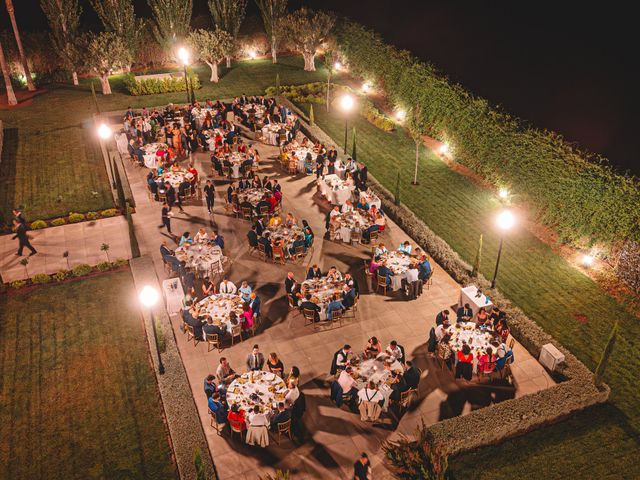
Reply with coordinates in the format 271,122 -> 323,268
10,280 -> 27,289
30,220 -> 48,230
86,211 -> 99,220
51,217 -> 66,226
96,261 -> 112,272
71,264 -> 92,277
100,208 -> 118,218
32,273 -> 52,284
112,259 -> 129,267
124,73 -> 202,96
383,423 -> 449,479
53,270 -> 69,282
68,212 -> 85,223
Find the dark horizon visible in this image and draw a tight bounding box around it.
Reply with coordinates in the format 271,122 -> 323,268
2,0 -> 638,176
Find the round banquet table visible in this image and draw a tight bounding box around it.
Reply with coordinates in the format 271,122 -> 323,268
195,293 -> 244,333
358,189 -> 382,210
226,371 -> 287,417
318,174 -> 354,206
292,147 -> 315,172
175,243 -> 224,275
157,169 -> 194,189
301,277 -> 344,320
264,224 -> 304,250
261,124 -> 289,145
446,322 -> 502,373
225,152 -> 249,178
142,142 -> 168,169
379,251 -> 412,291
239,188 -> 271,207
351,353 -> 403,410
331,211 -> 372,243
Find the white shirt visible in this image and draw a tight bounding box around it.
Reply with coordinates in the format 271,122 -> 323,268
358,388 -> 383,403
337,370 -> 357,392
405,267 -> 419,283
336,350 -> 350,367
386,345 -> 403,361
219,281 -> 237,294
247,412 -> 269,427
435,324 -> 447,341
330,209 -> 341,218
341,203 -> 354,213
194,231 -> 209,243
284,386 -> 299,407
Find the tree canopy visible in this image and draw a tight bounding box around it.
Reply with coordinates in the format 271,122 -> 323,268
85,31 -> 132,94
40,0 -> 83,84
284,7 -> 335,71
90,0 -> 144,66
255,0 -> 288,63
147,0 -> 193,50
188,27 -> 234,82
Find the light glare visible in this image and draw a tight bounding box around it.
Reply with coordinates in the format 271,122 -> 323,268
582,254 -> 594,267
498,188 -> 509,199
248,50 -> 257,59
340,94 -> 354,112
496,210 -> 515,231
395,109 -> 406,121
334,61 -> 342,70
97,123 -> 112,139
177,47 -> 189,65
439,144 -> 449,155
139,285 -> 160,308
362,82 -> 370,93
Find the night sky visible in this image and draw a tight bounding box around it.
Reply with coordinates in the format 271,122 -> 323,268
2,0 -> 638,175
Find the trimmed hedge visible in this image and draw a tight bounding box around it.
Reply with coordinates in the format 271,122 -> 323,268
7,261 -> 129,289
30,220 -> 47,230
123,73 -> 202,96
335,21 -> 640,247
68,212 -> 85,223
51,218 -> 66,226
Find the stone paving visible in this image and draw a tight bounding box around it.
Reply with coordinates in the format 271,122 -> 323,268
0,215 -> 131,282
118,127 -> 554,479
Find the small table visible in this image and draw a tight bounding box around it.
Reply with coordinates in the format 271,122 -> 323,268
459,285 -> 493,316
162,278 -> 184,316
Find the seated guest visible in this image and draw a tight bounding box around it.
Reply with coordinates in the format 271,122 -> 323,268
476,307 -> 489,326
389,371 -> 409,402
216,357 -> 238,385
364,337 -> 382,359
418,254 -> 432,282
210,230 -> 225,249
246,344 -> 265,371
457,303 -> 473,323
270,402 -> 291,431
267,352 -> 285,377
240,303 -> 254,331
495,345 -> 515,371
194,228 -> 209,243
357,382 -> 384,422
160,241 -> 174,261
284,379 -> 300,408
204,374 -> 218,398
495,318 -> 510,343
342,284 -> 356,309
435,309 -> 450,326
289,234 -> 306,256
227,404 -> 247,431
330,344 -> 352,374
208,392 -> 228,426
478,347 -> 496,374
398,241 -> 412,255
249,292 -> 261,319
403,361 -> 421,389
302,220 -> 314,247
256,196 -> 271,214
376,261 -> 394,286
239,281 -> 252,303
374,243 -> 388,257
299,294 -> 321,321
327,293 -> 345,320
258,232 -> 273,258
455,344 -> 474,381
306,264 -> 323,280
386,340 -> 404,363
490,306 -> 506,327
355,197 -> 370,211
184,305 -> 204,340
203,316 -> 227,341
219,278 -> 237,294
342,200 -> 355,213
435,319 -> 449,341
247,225 -> 259,248
337,366 -> 359,406
269,214 -> 283,227
362,223 -> 380,243
202,276 -> 215,296
246,405 -> 269,447
179,231 -> 193,246
284,212 -> 297,227
326,266 -> 343,282
403,262 -> 421,299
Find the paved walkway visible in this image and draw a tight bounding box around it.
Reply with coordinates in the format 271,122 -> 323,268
118,127 -> 554,479
0,216 -> 132,282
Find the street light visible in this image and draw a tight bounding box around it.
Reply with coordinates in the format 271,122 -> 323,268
334,61 -> 342,70
139,285 -> 165,374
498,188 -> 509,200
340,94 -> 355,154
97,123 -> 112,139
177,47 -> 192,105
582,254 -> 595,267
491,209 -> 515,289
248,50 -> 257,59
362,82 -> 370,93
439,143 -> 449,155
395,109 -> 406,121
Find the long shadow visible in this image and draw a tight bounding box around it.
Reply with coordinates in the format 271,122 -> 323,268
0,128 -> 19,228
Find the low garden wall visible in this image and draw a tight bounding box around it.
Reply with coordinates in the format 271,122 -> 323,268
0,120 -> 4,164
283,96 -> 610,456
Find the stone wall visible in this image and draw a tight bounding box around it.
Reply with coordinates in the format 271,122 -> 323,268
281,97 -> 610,455
0,120 -> 4,164
617,240 -> 640,294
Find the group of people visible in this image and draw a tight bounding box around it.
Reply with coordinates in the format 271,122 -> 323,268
326,201 -> 387,244
231,94 -> 301,140
247,215 -> 314,262
369,241 -> 433,299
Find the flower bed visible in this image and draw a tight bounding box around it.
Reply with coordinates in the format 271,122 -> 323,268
123,73 -> 202,96
8,209 -> 124,234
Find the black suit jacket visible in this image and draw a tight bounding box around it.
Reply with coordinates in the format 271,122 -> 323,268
247,230 -> 259,247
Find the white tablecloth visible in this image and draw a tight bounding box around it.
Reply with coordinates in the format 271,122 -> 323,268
380,251 -> 412,291
162,278 -> 184,316
446,321 -> 500,373
157,169 -> 194,188
175,244 -> 224,274
226,371 -> 287,415
318,174 -> 354,206
301,277 -> 344,321
459,285 -> 493,316
115,133 -> 129,156
353,355 -> 403,410
331,211 -> 371,243
359,190 -> 381,210
195,293 -> 244,333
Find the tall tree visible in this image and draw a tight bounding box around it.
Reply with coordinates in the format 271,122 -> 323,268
147,0 -> 193,51
284,7 -> 334,72
85,32 -> 132,95
5,0 -> 35,91
208,0 -> 247,67
90,0 -> 143,70
0,38 -> 17,105
188,28 -> 233,82
255,0 -> 287,64
40,0 -> 82,85
407,104 -> 428,185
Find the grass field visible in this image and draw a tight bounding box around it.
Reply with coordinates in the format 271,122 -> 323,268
0,56 -> 330,226
0,271 -> 177,480
303,104 -> 640,478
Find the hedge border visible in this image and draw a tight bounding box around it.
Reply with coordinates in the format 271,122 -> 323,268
282,96 -> 609,456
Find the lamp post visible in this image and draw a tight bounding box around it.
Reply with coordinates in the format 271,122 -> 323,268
97,123 -> 117,190
97,123 -> 112,140
178,47 -> 191,105
340,94 -> 354,154
491,209 -> 515,289
139,285 -> 165,374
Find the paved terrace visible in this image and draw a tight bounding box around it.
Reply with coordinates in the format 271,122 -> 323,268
119,128 -> 554,479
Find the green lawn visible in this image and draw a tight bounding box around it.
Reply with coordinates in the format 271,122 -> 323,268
0,271 -> 177,480
0,56 -> 330,226
303,104 -> 640,478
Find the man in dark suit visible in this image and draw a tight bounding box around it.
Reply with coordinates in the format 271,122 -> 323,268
12,219 -> 36,256
256,197 -> 271,216
456,303 -> 473,323
12,209 -> 27,227
211,154 -> 223,176
376,262 -> 394,286
255,218 -> 266,236
299,294 -> 321,321
202,316 -> 227,341
270,402 -> 291,430
288,234 -> 306,256
249,292 -> 261,319
435,309 -> 450,326
390,371 -> 409,402
184,307 -> 204,340
247,225 -> 259,248
284,272 -> 296,300
160,241 -> 173,260
226,183 -> 236,204
246,344 -> 265,371
203,180 -> 215,213
159,202 -> 173,234
403,361 -> 420,389
306,265 -> 322,280
341,285 -> 356,309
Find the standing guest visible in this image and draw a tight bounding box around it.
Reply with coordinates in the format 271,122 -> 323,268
12,219 -> 37,256
12,208 -> 27,226
159,202 -> 173,235
266,352 -> 285,377
240,303 -> 254,332
246,344 -> 265,371
203,180 -> 215,214
247,225 -> 259,248
255,217 -> 266,236
287,366 -> 300,387
353,453 -> 372,480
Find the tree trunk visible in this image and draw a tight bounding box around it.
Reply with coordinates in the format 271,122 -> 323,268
206,61 -> 219,83
226,56 -> 231,68
0,41 -> 17,105
72,71 -> 79,86
6,0 -> 35,91
413,138 -> 419,184
271,38 -> 277,64
99,74 -> 112,95
303,52 -> 316,71
125,64 -> 131,73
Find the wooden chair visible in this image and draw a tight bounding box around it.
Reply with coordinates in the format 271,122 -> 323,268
273,419 -> 293,445
185,324 -> 199,346
259,205 -> 270,219
209,409 -> 225,435
241,207 -> 253,221
398,388 -> 418,414
363,259 -> 372,278
478,361 -> 497,381
257,243 -> 268,262
424,271 -> 434,290
369,231 -> 379,244
508,337 -> 515,350
343,296 -> 357,319
330,309 -> 343,328
288,160 -> 298,175
272,244 -> 286,265
229,419 -> 245,442
350,230 -> 362,245
302,308 -> 317,327
206,333 -> 221,353
376,275 -> 389,295
293,245 -> 306,263
230,325 -> 243,345
287,296 -> 299,315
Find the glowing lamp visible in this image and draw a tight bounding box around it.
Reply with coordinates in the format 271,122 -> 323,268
177,47 -> 189,65
362,82 -> 370,93
248,50 -> 257,60
139,285 -> 160,308
439,144 -> 449,155
340,94 -> 354,112
395,109 -> 406,121
582,254 -> 594,267
496,210 -> 515,231
498,188 -> 509,199
334,61 -> 342,70
97,123 -> 112,139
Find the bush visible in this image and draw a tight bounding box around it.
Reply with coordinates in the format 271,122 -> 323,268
53,270 -> 69,282
68,212 -> 85,223
71,264 -> 92,277
86,211 -> 99,220
51,217 -> 66,226
10,280 -> 27,289
96,261 -> 112,271
30,220 -> 48,230
100,208 -> 118,218
112,259 -> 129,268
32,273 -> 52,284
123,73 -> 202,96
